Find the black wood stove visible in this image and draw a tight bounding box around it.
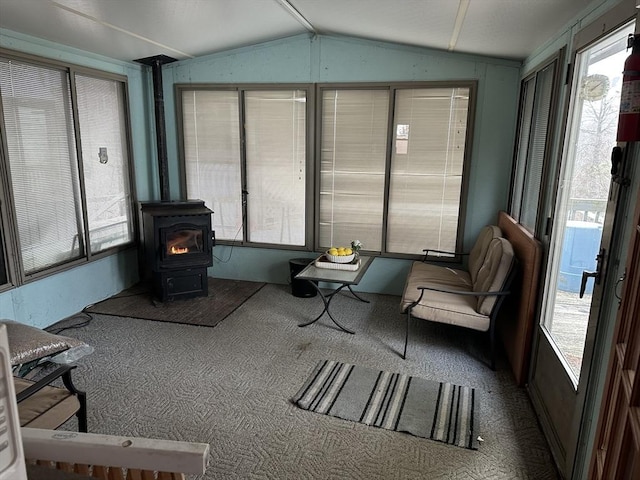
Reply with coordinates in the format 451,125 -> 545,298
140,200 -> 214,302
134,55 -> 215,302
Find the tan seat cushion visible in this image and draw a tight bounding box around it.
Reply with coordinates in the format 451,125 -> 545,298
400,261 -> 472,312
406,288 -> 491,331
400,261 -> 490,331
467,225 -> 502,284
473,237 -> 515,315
14,376 -> 80,429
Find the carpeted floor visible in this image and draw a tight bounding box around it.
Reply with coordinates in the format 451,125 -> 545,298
84,278 -> 265,327
55,283 -> 559,479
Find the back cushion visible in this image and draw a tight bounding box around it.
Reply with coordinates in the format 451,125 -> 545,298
468,225 -> 502,284
474,238 -> 515,315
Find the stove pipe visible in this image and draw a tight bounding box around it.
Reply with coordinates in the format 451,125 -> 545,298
134,54 -> 178,201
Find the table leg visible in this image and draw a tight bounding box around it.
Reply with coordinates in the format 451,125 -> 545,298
347,285 -> 370,303
298,283 -> 355,334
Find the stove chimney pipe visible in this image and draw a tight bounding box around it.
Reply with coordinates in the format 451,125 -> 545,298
134,54 -> 178,202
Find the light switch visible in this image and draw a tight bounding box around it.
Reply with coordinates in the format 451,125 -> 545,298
98,147 -> 108,164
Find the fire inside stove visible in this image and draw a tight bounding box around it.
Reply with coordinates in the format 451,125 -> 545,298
165,229 -> 203,256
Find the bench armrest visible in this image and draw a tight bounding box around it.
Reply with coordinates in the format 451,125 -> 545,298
416,285 -> 511,296
409,285 -> 511,310
16,364 -> 77,403
421,249 -> 468,262
422,249 -> 469,256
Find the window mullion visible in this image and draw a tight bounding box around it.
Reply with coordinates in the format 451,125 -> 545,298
67,69 -> 90,259
381,86 -> 395,255
238,88 -> 248,244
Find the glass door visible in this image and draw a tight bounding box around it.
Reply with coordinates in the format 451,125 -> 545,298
528,18 -> 635,479
543,22 -> 634,383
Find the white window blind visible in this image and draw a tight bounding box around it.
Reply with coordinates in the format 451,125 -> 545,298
319,89 -> 389,250
182,90 -> 242,240
511,60 -> 557,234
0,228 -> 7,286
75,74 -> 134,253
0,59 -> 84,273
511,76 -> 536,219
244,90 -> 306,245
520,64 -> 555,232
387,88 -> 469,254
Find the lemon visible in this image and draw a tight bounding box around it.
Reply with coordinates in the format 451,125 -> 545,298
344,248 -> 353,255
328,248 -> 338,255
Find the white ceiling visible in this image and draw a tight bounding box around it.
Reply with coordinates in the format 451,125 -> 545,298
0,0 -> 598,63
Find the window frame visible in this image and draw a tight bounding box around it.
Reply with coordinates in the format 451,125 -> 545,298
509,49 -> 564,236
175,83 -> 315,251
315,81 -> 477,260
0,48 -> 138,286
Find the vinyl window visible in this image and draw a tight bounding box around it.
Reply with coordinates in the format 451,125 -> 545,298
318,83 -> 475,255
0,52 -> 136,282
510,56 -> 560,234
179,86 -> 309,247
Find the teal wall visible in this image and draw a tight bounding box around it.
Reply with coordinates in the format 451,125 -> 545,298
0,29 -> 522,326
162,34 -> 522,294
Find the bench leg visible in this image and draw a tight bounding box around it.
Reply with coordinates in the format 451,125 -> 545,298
488,320 -> 496,371
402,310 -> 410,360
62,369 -> 88,432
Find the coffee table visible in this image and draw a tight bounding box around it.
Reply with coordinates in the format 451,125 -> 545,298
295,255 -> 374,334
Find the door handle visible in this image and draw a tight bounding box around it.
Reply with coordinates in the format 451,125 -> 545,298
580,248 -> 605,298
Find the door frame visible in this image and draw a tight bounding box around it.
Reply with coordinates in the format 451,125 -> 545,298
526,2 -> 638,478
588,152 -> 640,478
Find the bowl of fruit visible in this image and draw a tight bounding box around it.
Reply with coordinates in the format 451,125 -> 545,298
325,246 -> 355,263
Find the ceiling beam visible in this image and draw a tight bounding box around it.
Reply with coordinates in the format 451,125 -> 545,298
47,0 -> 194,58
274,0 -> 316,33
448,0 -> 470,52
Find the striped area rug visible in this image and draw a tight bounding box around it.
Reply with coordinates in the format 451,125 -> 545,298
292,360 -> 479,450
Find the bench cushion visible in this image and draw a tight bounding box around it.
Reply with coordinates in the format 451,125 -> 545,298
468,225 -> 502,284
400,261 -> 490,331
474,238 -> 515,315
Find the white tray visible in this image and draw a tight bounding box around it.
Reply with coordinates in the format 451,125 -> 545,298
315,256 -> 361,271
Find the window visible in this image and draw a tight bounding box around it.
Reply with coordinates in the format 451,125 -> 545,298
179,86 -> 309,247
319,89 -> 388,251
75,74 -> 134,252
0,53 -> 135,281
510,55 -> 561,234
0,227 -> 7,287
318,83 -> 475,255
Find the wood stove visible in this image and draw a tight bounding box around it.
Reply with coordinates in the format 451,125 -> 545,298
140,200 -> 214,302
134,56 -> 215,301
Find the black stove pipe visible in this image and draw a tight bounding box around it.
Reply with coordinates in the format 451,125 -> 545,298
134,54 -> 178,202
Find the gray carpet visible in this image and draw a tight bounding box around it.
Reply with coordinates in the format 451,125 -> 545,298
55,283 -> 558,479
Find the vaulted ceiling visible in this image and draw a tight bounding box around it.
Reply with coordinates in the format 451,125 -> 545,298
0,0 -> 600,63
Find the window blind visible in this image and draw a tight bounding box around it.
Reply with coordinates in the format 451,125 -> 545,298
511,76 -> 535,220
319,89 -> 389,250
75,74 -> 134,253
0,59 -> 84,273
520,63 -> 555,232
244,90 -> 306,245
182,90 -> 242,240
387,88 -> 469,254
